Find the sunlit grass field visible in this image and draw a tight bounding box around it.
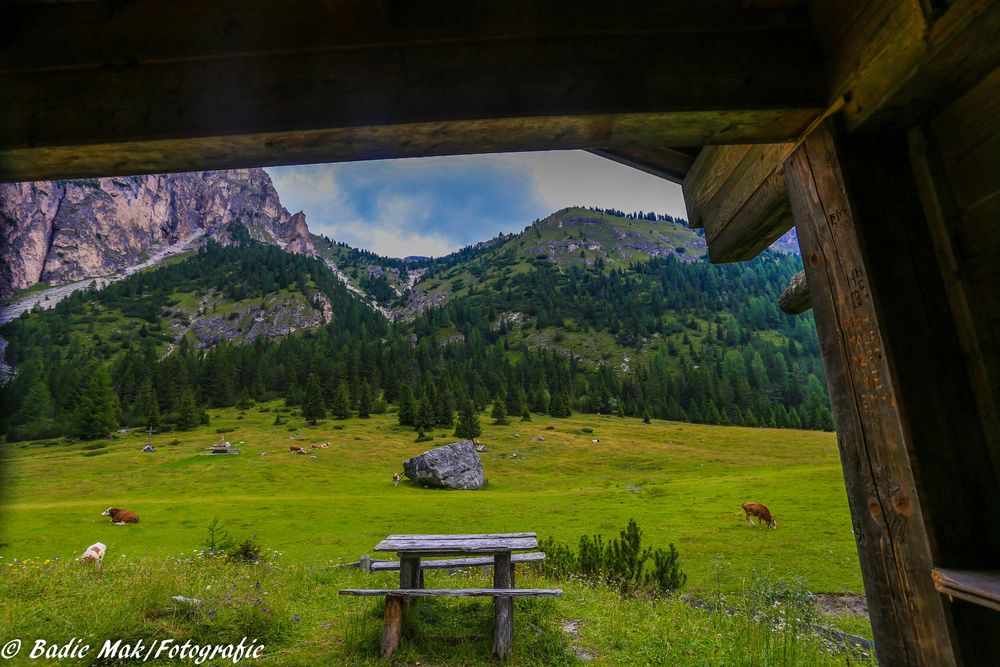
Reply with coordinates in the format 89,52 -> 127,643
0,406 -> 859,593
0,407 -> 872,665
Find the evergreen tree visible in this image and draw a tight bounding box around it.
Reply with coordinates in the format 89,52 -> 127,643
302,374 -> 326,424
455,400 -> 482,439
548,392 -> 571,418
146,389 -> 161,430
176,388 -> 198,431
520,407 -> 531,422
15,375 -> 52,427
397,384 -> 416,427
358,379 -> 372,418
416,394 -> 436,433
491,398 -> 509,425
74,367 -> 120,439
236,387 -> 252,410
331,381 -> 351,420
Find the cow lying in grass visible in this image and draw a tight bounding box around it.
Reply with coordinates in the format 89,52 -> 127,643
742,502 -> 776,529
102,507 -> 139,524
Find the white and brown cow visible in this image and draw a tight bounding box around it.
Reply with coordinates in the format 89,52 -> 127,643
102,507 -> 140,524
741,502 -> 776,529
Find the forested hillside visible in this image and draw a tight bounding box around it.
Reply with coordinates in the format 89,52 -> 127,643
0,219 -> 830,442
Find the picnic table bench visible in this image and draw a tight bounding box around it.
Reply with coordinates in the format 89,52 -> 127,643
340,532 -> 562,659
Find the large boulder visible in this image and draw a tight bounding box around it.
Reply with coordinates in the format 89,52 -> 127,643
403,441 -> 486,490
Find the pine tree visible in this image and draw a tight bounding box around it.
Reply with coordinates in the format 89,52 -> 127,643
74,367 -> 120,439
520,407 -> 531,422
416,394 -> 435,433
331,381 -> 351,420
548,392 -> 571,418
146,389 -> 161,430
397,384 -> 416,427
455,400 -> 482,439
15,375 -> 52,427
358,379 -> 372,418
491,398 -> 509,425
302,374 -> 326,424
235,387 -> 252,410
176,388 -> 198,431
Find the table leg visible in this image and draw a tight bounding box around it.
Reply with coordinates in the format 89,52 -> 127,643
400,553 -> 421,628
492,551 -> 513,659
381,595 -> 403,659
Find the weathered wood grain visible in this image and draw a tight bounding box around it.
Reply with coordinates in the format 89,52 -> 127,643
586,148 -> 695,185
817,0 -> 1000,132
778,270 -> 810,314
339,589 -> 563,598
684,142 -> 794,261
375,535 -> 538,554
932,569 -> 1000,613
493,551 -> 514,659
784,120 -> 958,667
0,1 -> 826,181
370,552 -> 546,572
380,595 -> 403,659
382,533 -> 536,540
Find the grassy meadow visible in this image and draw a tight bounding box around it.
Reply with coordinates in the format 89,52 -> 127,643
0,406 -> 872,665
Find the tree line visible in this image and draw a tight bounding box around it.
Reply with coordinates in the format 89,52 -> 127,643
0,233 -> 831,441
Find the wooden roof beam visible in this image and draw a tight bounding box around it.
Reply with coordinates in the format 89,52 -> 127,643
682,143 -> 795,263
585,148 -> 696,186
0,1 -> 826,182
814,0 -> 1000,133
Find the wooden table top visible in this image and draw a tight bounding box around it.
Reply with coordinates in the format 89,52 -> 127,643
374,532 -> 538,555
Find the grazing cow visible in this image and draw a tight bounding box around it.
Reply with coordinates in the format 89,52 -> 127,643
742,502 -> 776,529
80,541 -> 106,564
289,445 -> 304,453
102,507 -> 140,524
392,472 -> 401,487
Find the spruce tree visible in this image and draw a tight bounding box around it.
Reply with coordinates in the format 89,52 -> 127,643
455,400 -> 482,439
358,379 -> 372,418
176,388 -> 198,431
146,389 -> 161,430
15,375 -> 52,427
74,367 -> 120,439
331,381 -> 351,420
520,407 -> 531,422
491,398 -> 509,425
397,384 -> 416,427
302,374 -> 326,424
416,395 -> 435,433
236,388 -> 252,410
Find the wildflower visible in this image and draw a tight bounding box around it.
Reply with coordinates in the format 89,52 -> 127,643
294,615 -> 301,622
209,610 -> 216,616
263,607 -> 268,612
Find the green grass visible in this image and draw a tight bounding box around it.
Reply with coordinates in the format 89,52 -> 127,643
0,409 -> 871,664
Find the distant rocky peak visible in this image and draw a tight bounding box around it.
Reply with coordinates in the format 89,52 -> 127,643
0,168 -> 314,299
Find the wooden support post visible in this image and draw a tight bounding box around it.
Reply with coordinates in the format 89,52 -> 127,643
783,120 -> 958,667
492,552 -> 513,659
380,596 -> 403,659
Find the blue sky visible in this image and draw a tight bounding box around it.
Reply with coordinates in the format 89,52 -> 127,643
265,151 -> 687,258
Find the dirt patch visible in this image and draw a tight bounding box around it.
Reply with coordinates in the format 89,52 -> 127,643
560,620 -> 595,662
814,593 -> 868,618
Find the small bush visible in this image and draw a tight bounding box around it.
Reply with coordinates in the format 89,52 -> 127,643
227,536 -> 265,564
542,518 -> 686,596
216,427 -> 236,434
582,428 -> 594,434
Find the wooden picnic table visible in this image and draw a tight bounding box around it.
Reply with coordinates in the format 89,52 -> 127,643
340,532 -> 561,659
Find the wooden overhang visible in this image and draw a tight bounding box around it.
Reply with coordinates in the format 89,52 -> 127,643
0,0 -> 825,182
2,2 -> 1000,666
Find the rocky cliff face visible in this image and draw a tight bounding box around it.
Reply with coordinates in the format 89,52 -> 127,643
0,169 -> 314,299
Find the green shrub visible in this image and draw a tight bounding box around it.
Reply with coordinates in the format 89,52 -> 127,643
542,518 -> 686,596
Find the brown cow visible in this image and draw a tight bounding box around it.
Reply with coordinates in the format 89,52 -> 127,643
290,445 -> 304,453
102,507 -> 140,524
742,502 -> 776,529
